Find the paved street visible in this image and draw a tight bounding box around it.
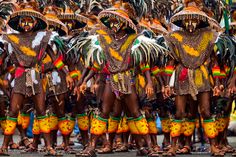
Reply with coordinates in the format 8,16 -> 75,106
0,134 -> 235,157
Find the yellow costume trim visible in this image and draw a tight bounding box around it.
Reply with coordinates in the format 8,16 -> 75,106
138,74 -> 146,88
90,116 -> 107,135
127,118 -> 139,134
96,29 -> 112,44
42,77 -> 48,93
32,119 -> 40,135
195,69 -> 203,87
200,65 -> 208,80
197,32 -> 213,53
183,120 -> 195,136
134,116 -> 149,135
42,54 -> 52,64
216,117 -> 229,133
170,119 -> 182,137
113,74 -> 119,83
109,48 -> 123,61
161,119 -> 171,133
183,45 -> 199,57
203,119 -> 218,139
77,113 -> 89,131
20,46 -> 37,57
120,34 -> 137,52
0,119 -> 6,131
21,114 -> 30,129
170,33 -> 183,42
148,120 -> 158,134
17,112 -> 22,125
108,116 -> 120,133
49,115 -> 58,131
58,117 -> 75,135
38,116 -> 50,134
4,117 -> 17,135
8,35 -> 19,44
117,116 -> 129,133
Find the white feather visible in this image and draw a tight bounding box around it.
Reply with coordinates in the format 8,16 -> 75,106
48,31 -> 59,46
8,43 -> 13,54
32,31 -> 46,48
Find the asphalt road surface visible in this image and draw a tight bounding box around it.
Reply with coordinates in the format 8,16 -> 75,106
0,134 -> 235,157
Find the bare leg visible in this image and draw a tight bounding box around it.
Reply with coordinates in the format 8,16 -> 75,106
198,92 -> 224,155
1,93 -> 24,150
32,93 -> 53,150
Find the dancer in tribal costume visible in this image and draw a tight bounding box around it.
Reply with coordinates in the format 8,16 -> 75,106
0,1 -> 74,155
0,1 -> 35,151
70,1 -> 168,156
163,0 -> 231,156
42,5 -> 74,152
56,1 -> 91,149
211,10 -> 236,154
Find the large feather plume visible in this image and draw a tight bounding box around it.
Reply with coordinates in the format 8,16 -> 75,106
150,0 -> 172,21
131,35 -> 169,66
215,34 -> 236,78
66,35 -> 105,67
0,1 -> 17,20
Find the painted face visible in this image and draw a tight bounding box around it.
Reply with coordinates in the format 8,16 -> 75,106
109,18 -> 124,33
64,21 -> 74,31
48,25 -> 56,31
183,19 -> 200,33
19,16 -> 37,32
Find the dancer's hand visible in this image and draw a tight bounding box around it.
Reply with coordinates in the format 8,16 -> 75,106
91,83 -> 99,94
163,85 -> 171,98
66,75 -> 74,90
77,78 -> 83,87
145,82 -> 154,98
213,86 -> 221,96
80,82 -> 87,94
2,80 -> 9,89
227,83 -> 236,95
